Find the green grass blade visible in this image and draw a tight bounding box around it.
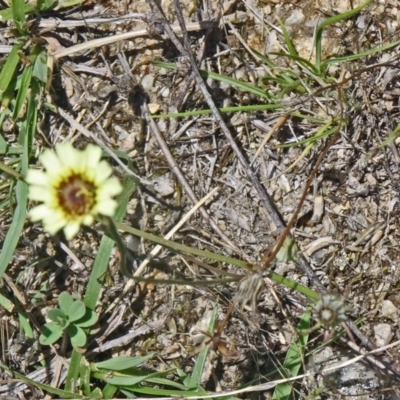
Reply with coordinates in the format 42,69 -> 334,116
0,292 -> 14,311
115,220 -> 251,269
250,48 -> 279,69
322,38 -> 400,67
155,61 -> 272,100
32,51 -> 48,83
374,122 -> 400,154
0,4 -> 36,22
315,0 -> 373,70
12,65 -> 32,121
0,361 -> 83,398
11,0 -> 26,33
152,103 -> 284,119
277,119 -> 339,148
272,310 -> 311,400
0,43 -> 22,93
0,160 -> 25,180
37,0 -> 56,10
271,272 -> 320,301
54,0 -> 87,9
18,311 -> 34,338
144,377 -> 188,390
276,17 -> 299,59
0,163 -> 28,281
188,306 -> 217,389
201,69 -> 272,100
102,383 -> 118,399
268,52 -> 320,75
0,0 -> 58,21
115,220 -> 321,301
131,387 -> 208,396
84,174 -> 138,309
95,354 -> 154,370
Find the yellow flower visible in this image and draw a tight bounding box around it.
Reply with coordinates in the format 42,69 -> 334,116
26,143 -> 122,240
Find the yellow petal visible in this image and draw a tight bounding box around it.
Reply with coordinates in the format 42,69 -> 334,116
42,210 -> 67,231
95,199 -> 118,216
40,148 -> 63,177
29,204 -> 51,221
97,178 -> 123,198
85,144 -> 102,170
25,169 -> 49,186
82,215 -> 94,225
93,161 -> 113,184
44,219 -> 67,235
63,222 -> 80,240
57,142 -> 79,171
29,185 -> 52,202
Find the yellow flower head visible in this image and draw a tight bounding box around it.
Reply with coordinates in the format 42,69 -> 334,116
26,143 -> 122,240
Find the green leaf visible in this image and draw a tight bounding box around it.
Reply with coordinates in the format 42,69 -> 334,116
132,387 -> 208,396
152,103 -> 283,118
0,360 -> 84,399
58,291 -> 74,314
97,370 -> 170,387
39,322 -> 64,345
0,43 -> 22,96
315,0 -> 372,70
145,376 -> 187,390
32,50 -> 48,83
74,309 -> 98,328
68,324 -> 87,348
275,238 -> 299,263
271,272 -> 320,302
0,1 -> 57,22
276,17 -> 298,58
322,39 -> 400,68
67,300 -> 86,322
0,7 -> 18,22
19,74 -> 39,151
188,307 -> 217,389
155,61 -> 272,100
12,65 -> 32,121
37,0 -> 56,10
102,383 -> 118,399
88,388 -> 103,399
95,354 -> 154,371
18,311 -> 34,338
11,0 -> 26,33
0,292 -> 14,312
79,358 -> 91,396
102,375 -> 150,386
272,311 -> 311,400
55,0 -> 87,9
47,308 -> 66,323
0,144 -> 28,282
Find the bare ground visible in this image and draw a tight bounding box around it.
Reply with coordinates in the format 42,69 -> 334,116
2,0 -> 400,399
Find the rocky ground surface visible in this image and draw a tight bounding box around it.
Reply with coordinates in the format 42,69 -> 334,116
2,0 -> 400,399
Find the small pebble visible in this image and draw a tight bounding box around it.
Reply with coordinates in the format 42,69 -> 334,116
381,300 -> 398,319
374,323 -> 393,346
141,74 -> 155,91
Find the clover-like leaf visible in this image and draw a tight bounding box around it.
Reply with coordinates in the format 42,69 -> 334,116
58,291 -> 74,314
67,299 -> 86,322
75,309 -> 98,328
39,321 -> 64,345
67,324 -> 87,348
47,308 -> 66,324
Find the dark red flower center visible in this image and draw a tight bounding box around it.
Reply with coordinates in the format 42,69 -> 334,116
57,175 -> 96,216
